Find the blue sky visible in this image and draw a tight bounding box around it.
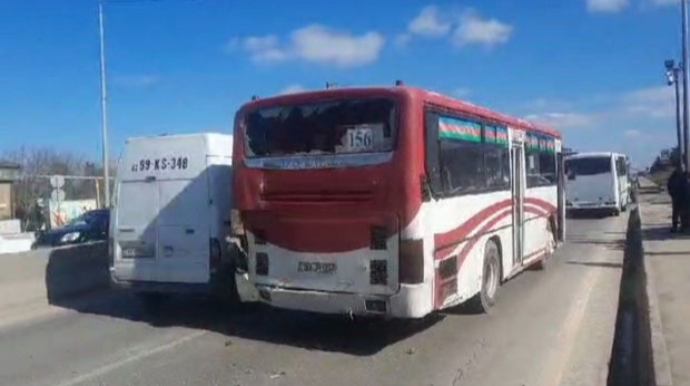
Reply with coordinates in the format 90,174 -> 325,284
0,0 -> 683,167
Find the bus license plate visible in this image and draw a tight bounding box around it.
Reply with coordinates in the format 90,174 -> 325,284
298,261 -> 337,275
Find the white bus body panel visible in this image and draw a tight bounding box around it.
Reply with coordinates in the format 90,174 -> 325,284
111,133 -> 233,290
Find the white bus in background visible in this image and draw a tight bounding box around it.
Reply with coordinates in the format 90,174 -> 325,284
564,152 -> 631,216
109,133 -> 236,305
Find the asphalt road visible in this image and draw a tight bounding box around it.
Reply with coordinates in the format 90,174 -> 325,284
0,214 -> 629,386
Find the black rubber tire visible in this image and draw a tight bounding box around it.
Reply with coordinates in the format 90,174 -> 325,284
469,240 -> 501,313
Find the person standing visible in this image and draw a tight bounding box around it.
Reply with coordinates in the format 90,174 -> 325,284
668,164 -> 686,232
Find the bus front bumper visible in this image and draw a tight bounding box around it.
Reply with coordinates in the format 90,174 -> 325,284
567,202 -> 617,211
237,274 -> 433,319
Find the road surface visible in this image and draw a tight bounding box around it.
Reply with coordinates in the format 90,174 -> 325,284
0,214 -> 629,386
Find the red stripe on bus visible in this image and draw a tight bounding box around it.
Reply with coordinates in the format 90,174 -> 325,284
525,197 -> 557,213
433,199 -> 513,251
433,197 -> 555,253
434,206 -> 550,308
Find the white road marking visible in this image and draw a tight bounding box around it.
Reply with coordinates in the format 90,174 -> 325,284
539,268 -> 600,386
53,330 -> 207,386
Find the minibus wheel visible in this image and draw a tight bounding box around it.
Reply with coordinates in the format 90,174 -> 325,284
470,239 -> 500,313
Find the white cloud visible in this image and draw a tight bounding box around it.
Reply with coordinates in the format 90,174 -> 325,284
408,6 -> 452,37
291,25 -> 385,67
523,112 -> 596,129
586,0 -> 629,13
453,11 -> 513,48
620,86 -> 675,119
279,84 -> 307,95
228,25 -> 385,67
228,35 -> 289,63
112,74 -> 160,88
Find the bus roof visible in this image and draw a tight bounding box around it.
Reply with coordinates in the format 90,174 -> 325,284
566,152 -> 627,160
124,133 -> 233,157
239,86 -> 562,139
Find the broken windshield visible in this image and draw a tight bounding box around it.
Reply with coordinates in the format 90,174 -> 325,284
244,98 -> 397,158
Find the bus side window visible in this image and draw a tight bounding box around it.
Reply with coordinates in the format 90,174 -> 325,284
424,110 -> 443,198
484,124 -> 510,190
440,140 -> 484,195
485,147 -> 510,190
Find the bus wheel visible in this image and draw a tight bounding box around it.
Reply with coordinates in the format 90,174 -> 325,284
470,240 -> 500,313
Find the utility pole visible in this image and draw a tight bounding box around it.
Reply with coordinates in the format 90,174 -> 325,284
682,0 -> 690,170
98,0 -> 111,208
667,60 -> 683,166
676,66 -> 683,166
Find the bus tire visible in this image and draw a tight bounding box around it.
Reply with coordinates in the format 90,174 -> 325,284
469,240 -> 501,313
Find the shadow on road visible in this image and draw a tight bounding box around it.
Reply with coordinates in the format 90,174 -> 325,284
48,288 -> 443,356
567,260 -> 623,269
566,238 -> 626,251
567,210 -> 615,220
641,224 -> 690,242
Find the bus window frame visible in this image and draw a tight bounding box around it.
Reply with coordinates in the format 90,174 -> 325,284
423,107 -> 512,200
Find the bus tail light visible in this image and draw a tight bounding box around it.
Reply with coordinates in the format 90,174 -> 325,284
399,239 -> 424,284
370,260 -> 388,285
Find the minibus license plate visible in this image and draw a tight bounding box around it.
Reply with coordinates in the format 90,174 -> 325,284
298,261 -> 336,275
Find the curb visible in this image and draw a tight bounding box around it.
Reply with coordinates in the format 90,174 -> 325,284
639,201 -> 674,386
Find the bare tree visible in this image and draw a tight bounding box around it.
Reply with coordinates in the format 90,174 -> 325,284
1,146 -> 112,230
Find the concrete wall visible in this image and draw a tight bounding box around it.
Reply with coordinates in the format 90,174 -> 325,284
0,242 -> 109,313
0,234 -> 34,254
0,220 -> 21,235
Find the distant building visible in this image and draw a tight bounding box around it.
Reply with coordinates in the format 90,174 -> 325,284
0,162 -> 20,220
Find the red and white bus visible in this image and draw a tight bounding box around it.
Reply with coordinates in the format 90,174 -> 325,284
231,85 -> 565,318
